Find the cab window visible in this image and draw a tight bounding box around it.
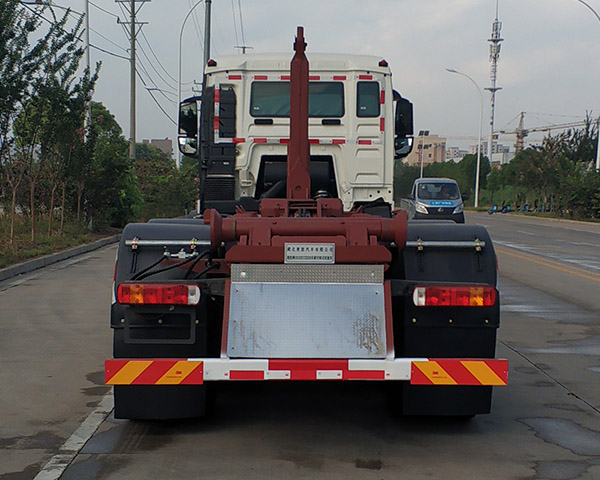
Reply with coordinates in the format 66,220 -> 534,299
250,82 -> 344,117
357,81 -> 380,117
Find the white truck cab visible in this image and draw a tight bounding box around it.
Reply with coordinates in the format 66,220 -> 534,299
179,53 -> 413,214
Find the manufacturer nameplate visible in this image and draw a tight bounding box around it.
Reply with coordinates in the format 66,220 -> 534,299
284,243 -> 335,264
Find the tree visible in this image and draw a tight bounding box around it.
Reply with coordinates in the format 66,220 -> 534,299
133,144 -> 198,219
11,6 -> 98,240
0,1 -> 50,242
83,102 -> 141,228
484,121 -> 598,216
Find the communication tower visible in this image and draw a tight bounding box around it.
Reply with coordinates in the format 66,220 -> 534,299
485,0 -> 503,160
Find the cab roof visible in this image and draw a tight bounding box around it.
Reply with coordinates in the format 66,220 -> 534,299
205,53 -> 391,75
416,178 -> 458,184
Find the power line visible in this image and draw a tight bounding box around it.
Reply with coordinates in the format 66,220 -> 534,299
140,29 -> 192,86
212,13 -> 229,54
90,26 -> 128,53
188,0 -> 205,52
91,43 -> 128,60
136,69 -> 176,125
21,3 -> 127,61
136,41 -> 176,89
89,1 -> 120,19
230,0 -> 240,50
237,0 -> 246,47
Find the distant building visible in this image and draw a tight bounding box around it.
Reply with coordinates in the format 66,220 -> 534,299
490,151 -> 515,168
446,146 -> 468,161
469,141 -> 510,157
404,133 -> 446,167
143,138 -> 173,158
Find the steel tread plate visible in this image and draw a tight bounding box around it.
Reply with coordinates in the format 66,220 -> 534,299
231,263 -> 384,283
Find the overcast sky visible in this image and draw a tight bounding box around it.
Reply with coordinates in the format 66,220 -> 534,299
51,0 -> 600,150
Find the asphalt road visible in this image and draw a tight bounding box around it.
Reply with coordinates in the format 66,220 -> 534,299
1,213 -> 599,480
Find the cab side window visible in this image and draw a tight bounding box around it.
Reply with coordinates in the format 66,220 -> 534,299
357,81 -> 380,117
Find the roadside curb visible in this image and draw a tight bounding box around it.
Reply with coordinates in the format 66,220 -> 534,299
0,234 -> 121,283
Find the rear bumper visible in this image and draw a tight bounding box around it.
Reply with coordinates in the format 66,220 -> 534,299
105,357 -> 508,386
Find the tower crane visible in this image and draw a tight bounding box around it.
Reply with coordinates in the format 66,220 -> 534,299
497,112 -> 589,153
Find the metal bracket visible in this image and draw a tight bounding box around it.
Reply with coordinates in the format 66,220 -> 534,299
406,238 -> 486,251
125,238 -> 211,251
164,249 -> 198,260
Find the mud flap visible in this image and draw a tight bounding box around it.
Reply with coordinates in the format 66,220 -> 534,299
114,385 -> 207,420
112,221 -> 212,419
400,385 -> 493,416
397,222 -> 499,416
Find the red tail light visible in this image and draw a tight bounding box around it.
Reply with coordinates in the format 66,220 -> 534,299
117,283 -> 201,306
413,286 -> 497,307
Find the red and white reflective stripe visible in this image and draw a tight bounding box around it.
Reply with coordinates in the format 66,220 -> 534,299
105,358 -> 508,385
358,139 -> 383,146
221,74 -> 351,82
215,137 -> 246,144
250,138 -> 346,145
191,358 -> 413,382
213,86 -> 221,140
216,137 -> 381,146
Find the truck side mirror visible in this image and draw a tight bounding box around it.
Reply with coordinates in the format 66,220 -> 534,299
394,94 -> 414,159
178,97 -> 201,156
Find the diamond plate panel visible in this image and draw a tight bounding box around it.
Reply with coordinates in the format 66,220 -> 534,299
231,264 -> 383,283
227,282 -> 387,359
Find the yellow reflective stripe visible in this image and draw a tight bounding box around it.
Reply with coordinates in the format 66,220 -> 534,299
413,361 -> 457,385
107,361 -> 152,385
156,361 -> 202,385
462,361 -> 506,385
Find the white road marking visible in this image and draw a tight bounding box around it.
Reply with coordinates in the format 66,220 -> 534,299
34,393 -> 113,480
555,239 -> 599,247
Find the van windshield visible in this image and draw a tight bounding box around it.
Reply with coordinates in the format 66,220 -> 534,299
417,182 -> 460,201
250,81 -> 344,117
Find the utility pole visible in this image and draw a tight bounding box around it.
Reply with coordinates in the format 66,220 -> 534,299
84,0 -> 91,131
117,0 -> 149,159
129,0 -> 136,159
596,117 -> 600,172
485,0 -> 503,163
203,0 -> 212,75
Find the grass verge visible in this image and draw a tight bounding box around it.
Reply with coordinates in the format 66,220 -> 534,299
0,215 -> 119,269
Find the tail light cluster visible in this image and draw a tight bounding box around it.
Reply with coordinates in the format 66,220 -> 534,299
117,283 -> 201,306
413,286 -> 497,307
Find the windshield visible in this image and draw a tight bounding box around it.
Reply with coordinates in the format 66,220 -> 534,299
250,81 -> 344,117
416,182 -> 460,201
